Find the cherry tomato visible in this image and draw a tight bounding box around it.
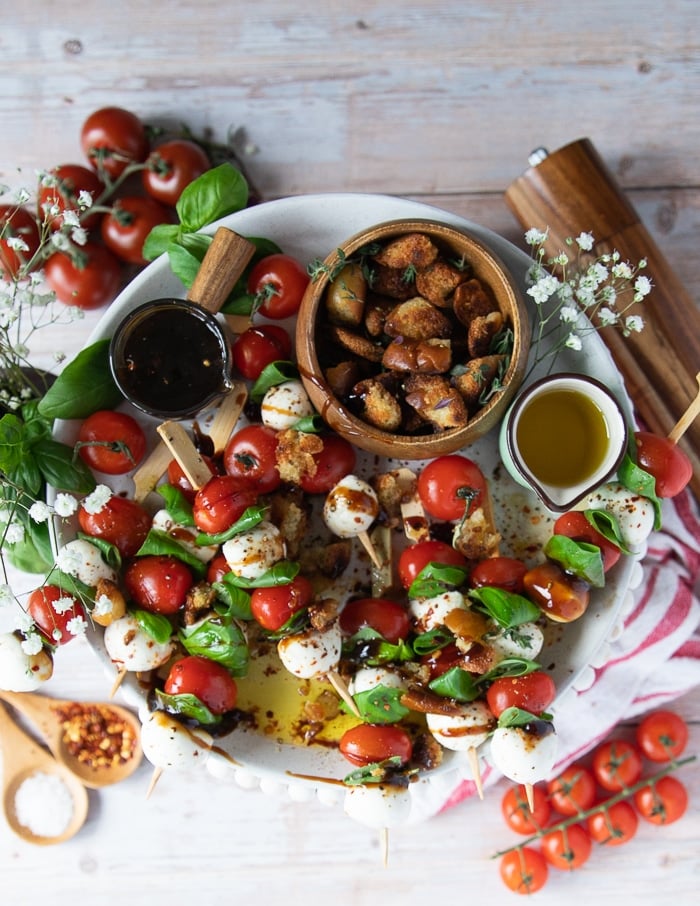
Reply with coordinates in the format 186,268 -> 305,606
420,642 -> 464,679
36,164 -> 104,230
501,783 -> 551,834
591,739 -> 643,791
247,253 -> 310,320
397,539 -> 468,589
634,430 -> 692,497
486,671 -> 556,718
634,775 -> 688,825
635,710 -> 689,762
499,847 -> 548,895
142,139 -> 210,206
192,474 -> 258,535
123,555 -> 193,615
101,196 -> 172,265
77,409 -> 147,475
522,560 -> 590,623
78,495 -> 151,558
27,586 -> 87,646
250,575 -> 314,631
553,510 -> 622,572
417,455 -> 486,521
299,434 -> 357,495
167,454 -> 219,503
540,823 -> 592,869
164,655 -> 237,714
0,205 -> 41,278
339,723 -> 413,767
469,556 -> 527,594
223,424 -> 281,494
232,324 -> 292,381
339,597 -> 411,644
546,764 -> 597,816
44,241 -> 122,310
80,106 -> 149,178
587,800 -> 638,845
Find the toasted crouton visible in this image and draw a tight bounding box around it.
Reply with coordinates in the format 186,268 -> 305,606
353,376 -> 403,431
452,277 -> 497,325
364,294 -> 395,337
403,374 -> 469,430
275,429 -> 324,485
415,259 -> 466,308
327,325 -> 385,362
265,487 -> 311,559
452,355 -> 505,408
370,263 -> 416,300
325,263 -> 367,326
452,507 -> 501,560
382,337 -> 452,373
468,311 -> 505,357
325,360 -> 366,398
384,297 -> 452,341
372,233 -> 440,270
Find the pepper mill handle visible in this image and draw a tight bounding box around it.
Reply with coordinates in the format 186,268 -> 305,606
505,138 -> 700,499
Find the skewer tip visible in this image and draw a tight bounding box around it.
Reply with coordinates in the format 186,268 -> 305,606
145,766 -> 163,799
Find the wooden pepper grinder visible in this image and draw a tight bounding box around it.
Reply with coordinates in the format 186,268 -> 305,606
505,137 -> 700,499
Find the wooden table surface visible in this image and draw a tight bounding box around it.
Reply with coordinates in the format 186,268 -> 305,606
1,3 -> 698,903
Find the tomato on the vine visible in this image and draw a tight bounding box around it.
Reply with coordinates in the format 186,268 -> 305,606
635,710 -> 689,762
501,784 -> 551,834
37,164 -> 104,230
634,431 -> 692,498
232,324 -> 292,381
0,205 -> 41,278
469,556 -> 527,594
486,671 -> 556,718
77,409 -> 147,475
298,434 -> 356,495
101,196 -> 172,265
634,775 -> 688,825
339,723 -> 413,767
123,555 -> 194,615
417,454 -> 486,521
163,655 -> 237,714
540,823 -> 592,870
44,241 -> 122,310
223,424 -> 281,494
250,575 -> 314,632
546,764 -> 597,815
142,139 -> 210,206
397,539 -> 468,589
591,739 -> 643,791
247,253 -> 309,320
78,495 -> 151,558
80,106 -> 149,178
339,597 -> 411,644
27,586 -> 86,646
192,475 -> 258,535
499,847 -> 548,895
553,510 -> 622,572
587,800 -> 638,845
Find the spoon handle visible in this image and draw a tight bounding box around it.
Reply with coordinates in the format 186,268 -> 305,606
0,700 -> 49,780
0,690 -> 61,749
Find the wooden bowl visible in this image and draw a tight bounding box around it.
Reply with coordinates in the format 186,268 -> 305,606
295,218 -> 531,459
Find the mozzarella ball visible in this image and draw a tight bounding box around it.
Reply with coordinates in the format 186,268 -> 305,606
426,700 -> 495,752
260,380 -> 314,430
56,538 -> 117,586
151,509 -> 218,563
489,621 -> 544,663
0,632 -> 53,691
323,475 -> 379,539
222,521 -> 286,579
103,614 -> 175,672
575,482 -> 655,552
140,710 -> 213,770
344,783 -> 412,829
277,623 -> 342,678
488,722 -> 558,784
349,666 -> 405,697
409,589 -> 466,633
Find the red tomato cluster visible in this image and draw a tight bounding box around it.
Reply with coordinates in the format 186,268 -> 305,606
498,710 -> 691,894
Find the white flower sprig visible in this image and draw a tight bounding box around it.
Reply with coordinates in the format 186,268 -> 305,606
524,228 -> 652,375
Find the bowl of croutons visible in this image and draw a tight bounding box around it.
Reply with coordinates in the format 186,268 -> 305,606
296,219 -> 531,459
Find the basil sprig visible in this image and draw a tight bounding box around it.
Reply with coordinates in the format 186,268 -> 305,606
37,339 -> 122,419
408,562 -> 469,599
497,706 -> 554,728
343,755 -> 408,787
467,586 -> 540,628
195,504 -> 267,546
583,509 -> 631,555
428,656 -> 541,702
544,535 -> 605,588
617,449 -> 663,530
342,626 -> 414,666
224,560 -> 300,589
158,484 -> 195,527
155,690 -> 221,726
349,684 -> 411,725
250,361 -> 300,403
179,617 -> 249,675
135,528 -> 207,578
133,609 -> 173,644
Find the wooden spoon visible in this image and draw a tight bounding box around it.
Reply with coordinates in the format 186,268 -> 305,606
0,701 -> 89,845
0,690 -> 143,789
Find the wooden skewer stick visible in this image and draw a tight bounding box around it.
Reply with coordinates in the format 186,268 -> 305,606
524,782 -> 535,813
109,667 -> 127,699
358,530 -> 383,570
466,747 -> 484,800
145,766 -> 163,800
370,525 -> 393,598
207,380 -> 248,455
380,827 -> 390,868
132,440 -> 173,504
326,670 -> 361,718
668,371 -> 700,444
157,421 -> 213,491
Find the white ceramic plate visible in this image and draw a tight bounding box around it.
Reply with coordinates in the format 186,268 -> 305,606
51,193 -> 639,821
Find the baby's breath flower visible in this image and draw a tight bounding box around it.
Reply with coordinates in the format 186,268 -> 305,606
93,594 -> 114,617
50,232 -> 71,251
0,584 -> 14,607
575,232 -> 595,251
525,227 -> 548,246
53,493 -> 78,517
62,210 -> 81,228
624,314 -> 644,334
634,275 -> 652,298
52,595 -> 78,616
598,307 -> 619,326
559,305 -> 579,324
564,333 -> 583,351
7,236 -> 30,253
52,628 -> 63,642
55,546 -> 82,575
612,261 -> 633,279
21,632 -> 44,656
71,226 -> 88,246
83,484 -> 112,514
77,190 -> 94,209
66,615 -> 87,636
13,609 -> 35,633
4,522 -> 25,544
28,501 -> 52,523
527,274 -> 561,305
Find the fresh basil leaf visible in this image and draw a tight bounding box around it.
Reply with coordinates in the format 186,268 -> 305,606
135,528 -> 207,578
250,361 -> 300,403
212,577 -> 253,621
76,532 -> 122,571
158,484 -> 195,526
0,413 -> 28,475
225,560 -> 300,589
408,562 -> 469,599
482,657 -> 541,683
350,685 -> 410,724
583,509 -> 631,555
11,454 -> 43,498
175,163 -> 248,233
46,572 -> 93,599
411,626 -> 454,656
467,585 -> 540,628
342,628 -> 414,665
34,439 -> 96,494
155,690 -> 221,726
292,414 -> 325,434
5,528 -> 53,574
132,608 -> 174,644
428,665 -> 480,702
260,606 -> 310,640
343,755 -> 405,787
142,223 -> 183,261
166,242 -> 204,288
617,451 -> 663,530
497,707 -> 553,728
195,505 -> 267,546
179,618 -> 249,676
222,292 -> 256,316
544,534 -> 605,588
38,340 -> 122,419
